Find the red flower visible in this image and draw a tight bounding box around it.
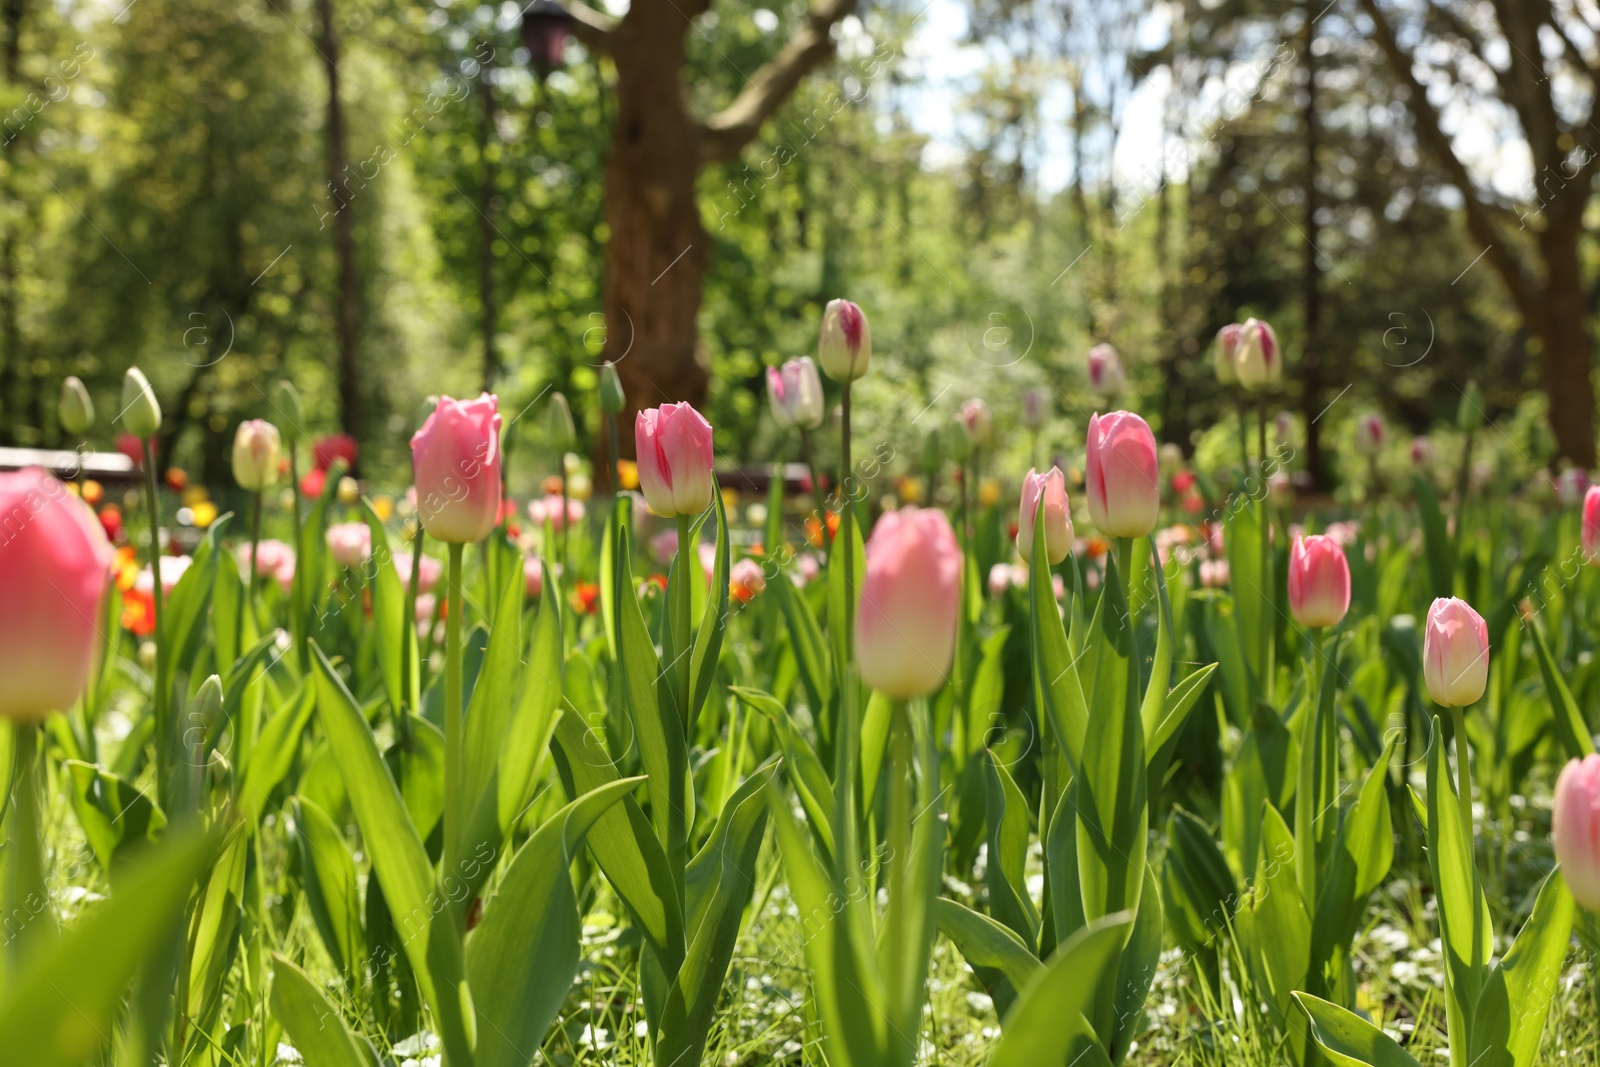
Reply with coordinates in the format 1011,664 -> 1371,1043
164,466 -> 188,492
313,433 -> 359,472
116,433 -> 153,465
300,467 -> 327,499
1172,470 -> 1197,494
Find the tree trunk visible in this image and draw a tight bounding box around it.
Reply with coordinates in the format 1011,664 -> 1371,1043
602,0 -> 710,460
479,55 -> 499,393
1536,226 -> 1597,468
0,0 -> 24,440
317,0 -> 363,454
1298,0 -> 1327,490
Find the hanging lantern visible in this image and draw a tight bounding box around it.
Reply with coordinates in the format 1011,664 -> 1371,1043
521,0 -> 574,80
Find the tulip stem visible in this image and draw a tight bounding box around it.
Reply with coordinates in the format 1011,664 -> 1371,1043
840,380 -> 855,651
1258,398 -> 1273,700
606,409 -> 621,500
799,427 -> 826,518
1450,704 -> 1473,842
5,723 -> 55,967
398,525 -> 423,742
235,491 -> 262,656
560,464 -> 571,570
140,437 -> 167,783
675,512 -> 694,720
885,699 -> 913,1004
444,541 -> 464,875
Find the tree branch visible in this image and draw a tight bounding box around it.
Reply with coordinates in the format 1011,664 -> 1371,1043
698,0 -> 858,163
1358,0 -> 1536,312
567,2 -> 618,56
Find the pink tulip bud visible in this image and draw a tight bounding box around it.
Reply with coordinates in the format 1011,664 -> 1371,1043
1199,559 -> 1230,588
960,398 -> 993,447
1021,388 -> 1047,428
1214,323 -> 1242,384
326,522 -> 372,567
411,394 -> 503,543
767,357 -> 825,431
856,507 -> 961,699
1560,467 -> 1590,508
393,552 -> 442,595
818,298 -> 870,381
232,419 -> 282,491
635,402 -> 715,518
1584,486 -> 1600,564
1356,413 -> 1385,455
1410,436 -> 1434,467
1087,343 -> 1125,396
1423,597 -> 1489,707
1554,755 -> 1600,912
1287,534 -> 1350,628
1085,411 -> 1160,539
0,468 -> 114,722
524,556 -> 545,599
1017,466 -> 1072,565
240,538 -> 295,580
1234,318 -> 1280,389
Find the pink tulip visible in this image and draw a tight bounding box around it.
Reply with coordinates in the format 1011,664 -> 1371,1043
635,403 -> 715,517
817,298 -> 870,381
1085,411 -> 1160,539
767,357 -> 825,430
1017,466 -> 1072,565
393,552 -> 442,595
1423,597 -> 1489,707
0,468 -> 114,721
960,398 -> 993,446
1199,559 -> 1230,588
415,592 -> 437,622
1287,535 -> 1350,628
1213,323 -> 1242,384
528,494 -> 586,531
1409,436 -> 1435,468
138,554 -> 193,597
240,538 -> 295,579
1087,343 -> 1125,396
1560,467 -> 1590,508
1234,318 -> 1280,389
524,556 -> 545,599
1356,413 -> 1385,455
1584,486 -> 1600,563
411,393 -> 503,543
856,507 -> 961,699
1021,388 -> 1047,428
233,419 -> 283,491
326,522 -> 372,567
1554,755 -> 1600,912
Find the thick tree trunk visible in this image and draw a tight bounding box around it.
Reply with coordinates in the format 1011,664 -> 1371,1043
1299,0 -> 1327,490
317,0 -> 363,453
602,0 -> 710,460
0,0 -> 24,440
1536,227 -> 1597,468
479,56 -> 499,393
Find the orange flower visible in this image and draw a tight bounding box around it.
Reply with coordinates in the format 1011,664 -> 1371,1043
164,467 -> 189,492
81,479 -> 104,506
804,510 -> 841,548
1083,537 -> 1110,559
617,459 -> 640,490
121,587 -> 156,636
572,580 -> 601,615
113,544 -> 140,591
